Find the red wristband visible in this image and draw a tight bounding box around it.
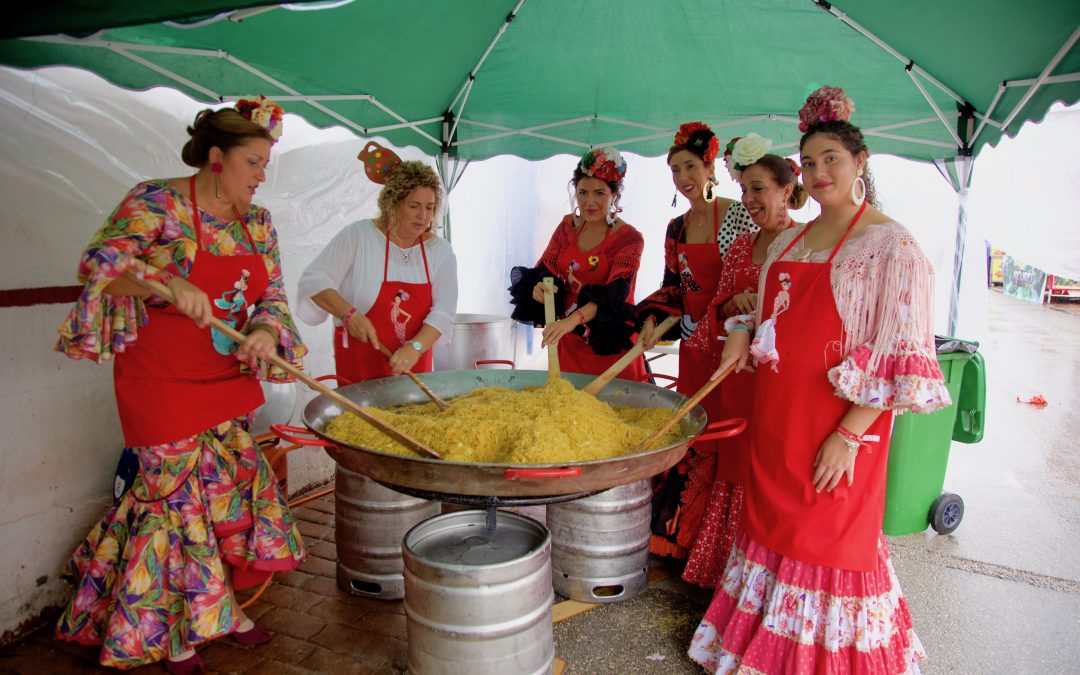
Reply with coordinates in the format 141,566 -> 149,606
574,310 -> 591,341
835,425 -> 862,444
342,307 -> 357,324
341,307 -> 357,348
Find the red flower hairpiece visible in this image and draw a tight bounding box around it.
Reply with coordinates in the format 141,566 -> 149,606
673,121 -> 719,163
787,157 -> 802,177
579,146 -> 627,183
797,86 -> 855,133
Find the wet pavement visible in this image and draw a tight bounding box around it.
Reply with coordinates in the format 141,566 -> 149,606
1,289 -> 1078,673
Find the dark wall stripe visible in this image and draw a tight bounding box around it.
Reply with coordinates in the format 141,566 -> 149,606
0,286 -> 82,308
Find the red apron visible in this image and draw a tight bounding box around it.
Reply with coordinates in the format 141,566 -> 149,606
114,176 -> 268,447
334,229 -> 434,383
555,227 -> 645,380
744,205 -> 893,572
677,200 -> 724,323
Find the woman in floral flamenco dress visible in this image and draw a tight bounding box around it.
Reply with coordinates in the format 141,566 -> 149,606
54,97 -> 307,674
689,86 -> 952,674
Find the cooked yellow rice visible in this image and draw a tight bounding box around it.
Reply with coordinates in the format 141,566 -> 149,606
323,378 -> 684,464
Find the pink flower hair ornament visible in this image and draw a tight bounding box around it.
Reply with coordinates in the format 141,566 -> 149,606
797,86 -> 855,133
236,95 -> 284,141
579,146 -> 627,183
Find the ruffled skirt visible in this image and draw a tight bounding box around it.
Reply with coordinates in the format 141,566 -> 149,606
689,533 -> 925,674
55,418 -> 305,669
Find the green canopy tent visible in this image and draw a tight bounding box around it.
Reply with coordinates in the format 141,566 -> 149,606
3,0 -> 1079,332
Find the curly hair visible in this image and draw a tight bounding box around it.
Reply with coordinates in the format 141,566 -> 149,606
376,160 -> 444,233
181,108 -> 272,168
799,121 -> 878,207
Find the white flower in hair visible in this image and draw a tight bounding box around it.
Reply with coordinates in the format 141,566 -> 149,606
731,133 -> 772,168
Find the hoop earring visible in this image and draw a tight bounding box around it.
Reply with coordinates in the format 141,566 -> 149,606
850,174 -> 866,205
702,176 -> 717,204
211,161 -> 223,199
573,206 -> 582,227
605,205 -> 617,227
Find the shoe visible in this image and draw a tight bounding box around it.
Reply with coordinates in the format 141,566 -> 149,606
232,621 -> 272,646
164,652 -> 205,675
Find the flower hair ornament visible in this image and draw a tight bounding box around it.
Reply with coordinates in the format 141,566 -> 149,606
579,146 -> 627,183
235,95 -> 284,141
798,85 -> 856,133
723,133 -> 773,181
673,121 -> 720,163
787,157 -> 802,177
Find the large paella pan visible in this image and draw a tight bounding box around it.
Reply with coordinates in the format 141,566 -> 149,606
284,370 -> 710,498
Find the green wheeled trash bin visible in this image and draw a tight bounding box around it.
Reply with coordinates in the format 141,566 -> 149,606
882,337 -> 986,536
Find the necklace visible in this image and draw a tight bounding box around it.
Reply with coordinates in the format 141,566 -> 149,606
390,228 -> 414,263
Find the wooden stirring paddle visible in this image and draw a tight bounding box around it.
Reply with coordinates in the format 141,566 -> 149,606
375,343 -> 449,411
542,276 -> 560,382
129,273 -> 441,460
632,360 -> 738,452
583,315 -> 680,396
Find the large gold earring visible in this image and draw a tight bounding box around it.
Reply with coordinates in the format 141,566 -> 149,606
702,176 -> 717,204
211,161 -> 223,199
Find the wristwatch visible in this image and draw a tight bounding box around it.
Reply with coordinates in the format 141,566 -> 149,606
407,340 -> 424,352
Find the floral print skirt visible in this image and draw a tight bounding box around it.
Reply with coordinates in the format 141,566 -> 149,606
55,418 -> 305,669
689,532 -> 925,674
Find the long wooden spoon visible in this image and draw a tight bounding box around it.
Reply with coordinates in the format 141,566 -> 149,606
129,273 -> 441,459
583,314 -> 680,396
632,360 -> 738,452
375,343 -> 449,411
542,276 -> 560,382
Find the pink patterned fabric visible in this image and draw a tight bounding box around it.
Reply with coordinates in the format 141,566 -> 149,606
689,533 -> 925,674
756,221 -> 951,413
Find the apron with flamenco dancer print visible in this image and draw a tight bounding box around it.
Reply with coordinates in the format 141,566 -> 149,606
334,229 -> 433,383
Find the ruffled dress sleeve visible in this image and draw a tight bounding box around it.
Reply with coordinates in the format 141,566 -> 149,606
245,207 -> 308,381
634,217 -> 684,341
576,225 -> 644,355
827,227 -> 952,414
508,217 -> 572,327
56,182 -> 179,362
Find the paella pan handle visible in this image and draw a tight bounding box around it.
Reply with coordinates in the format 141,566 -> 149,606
316,374 -> 350,385
128,273 -> 443,460
474,359 -> 515,369
270,424 -> 334,448
696,417 -> 748,442
504,467 -> 583,481
583,314 -> 679,396
632,361 -> 738,452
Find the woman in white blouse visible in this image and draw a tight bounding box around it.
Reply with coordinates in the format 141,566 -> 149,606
297,161 -> 458,382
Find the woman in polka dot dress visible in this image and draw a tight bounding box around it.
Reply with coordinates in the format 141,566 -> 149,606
636,121 -> 756,563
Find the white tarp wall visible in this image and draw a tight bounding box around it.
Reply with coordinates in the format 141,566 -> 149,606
0,65 -> 984,639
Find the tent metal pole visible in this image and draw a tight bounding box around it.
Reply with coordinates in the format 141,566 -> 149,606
968,83 -> 1006,149
906,68 -> 964,147
441,115 -> 452,244
947,157 -> 972,336
447,0 -> 527,114
369,117 -> 444,134
813,1 -> 965,106
106,45 -> 219,99
999,23 -> 1080,132
448,76 -> 474,142
225,55 -> 372,136
1006,72 -> 1080,87
367,96 -> 440,145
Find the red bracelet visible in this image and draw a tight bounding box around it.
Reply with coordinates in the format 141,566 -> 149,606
341,308 -> 357,348
835,425 -> 862,444
574,310 -> 591,341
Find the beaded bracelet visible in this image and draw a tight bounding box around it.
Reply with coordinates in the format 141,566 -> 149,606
730,324 -> 751,333
834,425 -> 863,453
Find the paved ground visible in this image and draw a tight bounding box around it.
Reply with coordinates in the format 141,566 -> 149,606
2,289 -> 1078,674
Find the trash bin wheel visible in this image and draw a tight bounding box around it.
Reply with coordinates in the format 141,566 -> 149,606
930,492 -> 964,534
